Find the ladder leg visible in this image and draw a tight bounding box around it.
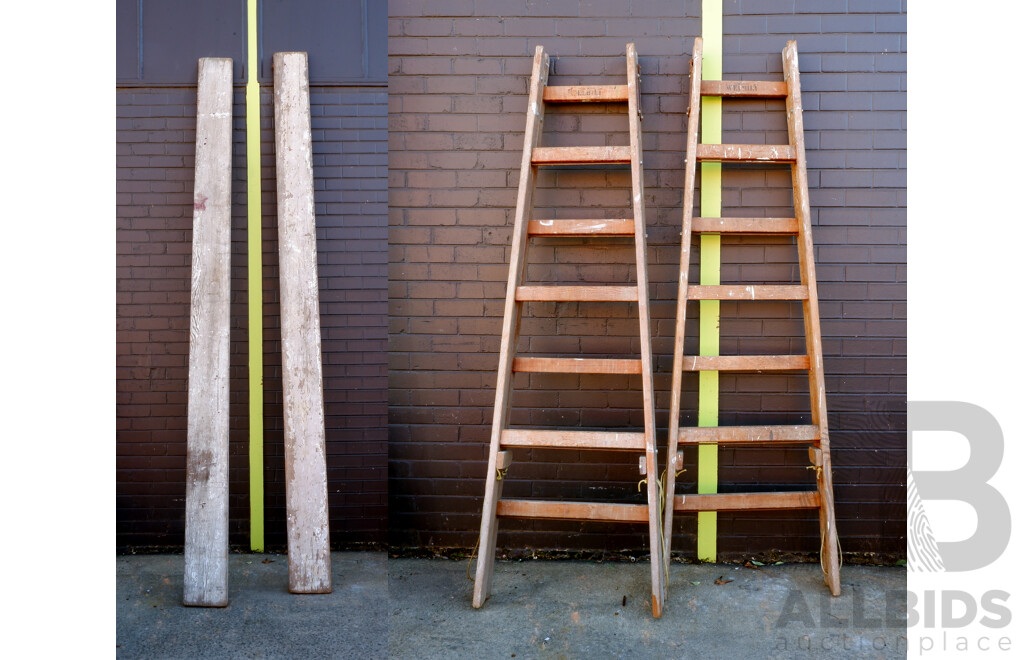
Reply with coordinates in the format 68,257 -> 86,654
784,40 -> 841,596
664,36 -> 704,573
818,438 -> 841,595
627,42 -> 664,618
474,46 -> 549,609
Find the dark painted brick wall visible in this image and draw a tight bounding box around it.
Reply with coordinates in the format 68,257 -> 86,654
388,1 -> 906,558
116,83 -> 388,550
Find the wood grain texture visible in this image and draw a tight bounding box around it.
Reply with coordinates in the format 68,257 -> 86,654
184,58 -> 233,608
497,500 -> 649,522
686,285 -> 808,301
784,39 -> 841,596
676,425 -> 820,445
701,79 -> 788,98
543,84 -> 628,102
531,145 -> 631,165
500,429 -> 646,451
527,218 -> 634,236
679,355 -> 810,371
515,285 -> 638,302
512,357 -> 643,374
692,217 -> 798,234
696,143 -> 796,163
474,45 -> 550,609
273,51 -> 331,595
673,491 -> 820,512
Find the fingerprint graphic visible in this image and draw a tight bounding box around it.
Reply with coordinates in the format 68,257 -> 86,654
907,469 -> 944,572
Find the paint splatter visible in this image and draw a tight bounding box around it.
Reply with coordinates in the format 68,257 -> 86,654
194,194 -> 208,211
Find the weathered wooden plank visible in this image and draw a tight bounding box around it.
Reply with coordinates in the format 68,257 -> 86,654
513,357 -> 642,374
676,425 -> 820,445
273,51 -> 331,595
515,285 -> 638,302
679,355 -> 810,371
474,45 -> 551,610
183,57 -> 233,609
497,500 -> 649,522
543,84 -> 629,103
664,36 -> 705,572
696,143 -> 796,163
687,285 -> 808,301
500,429 -> 646,451
673,491 -> 820,511
692,217 -> 798,234
701,79 -> 788,98
784,38 -> 840,597
527,218 -> 635,236
532,145 -> 631,165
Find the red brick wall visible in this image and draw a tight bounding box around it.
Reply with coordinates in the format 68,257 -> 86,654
388,1 -> 906,558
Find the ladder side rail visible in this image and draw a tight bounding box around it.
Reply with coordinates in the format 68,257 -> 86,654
473,45 -> 551,607
783,40 -> 840,596
626,42 -> 665,618
663,37 -> 704,570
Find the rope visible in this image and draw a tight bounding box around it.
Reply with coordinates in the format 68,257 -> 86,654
467,535 -> 480,581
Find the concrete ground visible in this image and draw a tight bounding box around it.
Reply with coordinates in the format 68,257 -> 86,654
117,552 -> 906,659
116,552 -> 386,659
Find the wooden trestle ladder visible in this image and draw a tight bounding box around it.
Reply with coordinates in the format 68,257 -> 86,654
473,44 -> 666,617
663,38 -> 841,596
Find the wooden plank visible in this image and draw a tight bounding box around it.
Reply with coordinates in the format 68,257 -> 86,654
679,355 -> 810,371
500,429 -> 646,451
497,499 -> 649,522
528,218 -> 635,236
543,84 -> 628,103
515,285 -> 638,302
687,285 -> 808,301
693,217 -> 798,234
664,35 -> 705,572
474,45 -> 551,610
784,39 -> 841,597
513,357 -> 642,374
532,145 -> 631,165
673,491 -> 820,512
626,42 -> 665,618
676,425 -> 820,445
701,79 -> 788,98
184,57 -> 233,608
273,51 -> 331,595
696,143 -> 796,163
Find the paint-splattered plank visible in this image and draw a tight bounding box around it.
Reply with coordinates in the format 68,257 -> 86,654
273,51 -> 332,594
184,57 -> 233,608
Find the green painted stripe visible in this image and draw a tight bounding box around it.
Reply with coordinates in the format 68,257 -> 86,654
246,0 -> 264,553
697,0 -> 723,563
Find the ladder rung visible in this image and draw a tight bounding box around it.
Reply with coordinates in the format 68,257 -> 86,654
501,429 -> 646,451
513,357 -> 642,374
696,144 -> 796,163
673,491 -> 820,512
693,217 -> 798,234
528,219 -> 635,236
532,146 -> 631,165
676,425 -> 820,445
687,285 -> 808,301
543,85 -> 629,103
497,499 -> 649,522
701,80 -> 788,98
680,355 -> 810,371
516,285 -> 638,302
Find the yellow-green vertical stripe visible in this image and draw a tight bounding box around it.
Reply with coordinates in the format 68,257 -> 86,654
697,0 -> 723,563
246,0 -> 265,552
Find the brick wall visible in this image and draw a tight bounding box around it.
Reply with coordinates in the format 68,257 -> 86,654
116,83 -> 388,550
388,1 -> 906,558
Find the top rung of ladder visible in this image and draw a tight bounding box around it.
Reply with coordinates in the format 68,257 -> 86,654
543,85 -> 629,103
